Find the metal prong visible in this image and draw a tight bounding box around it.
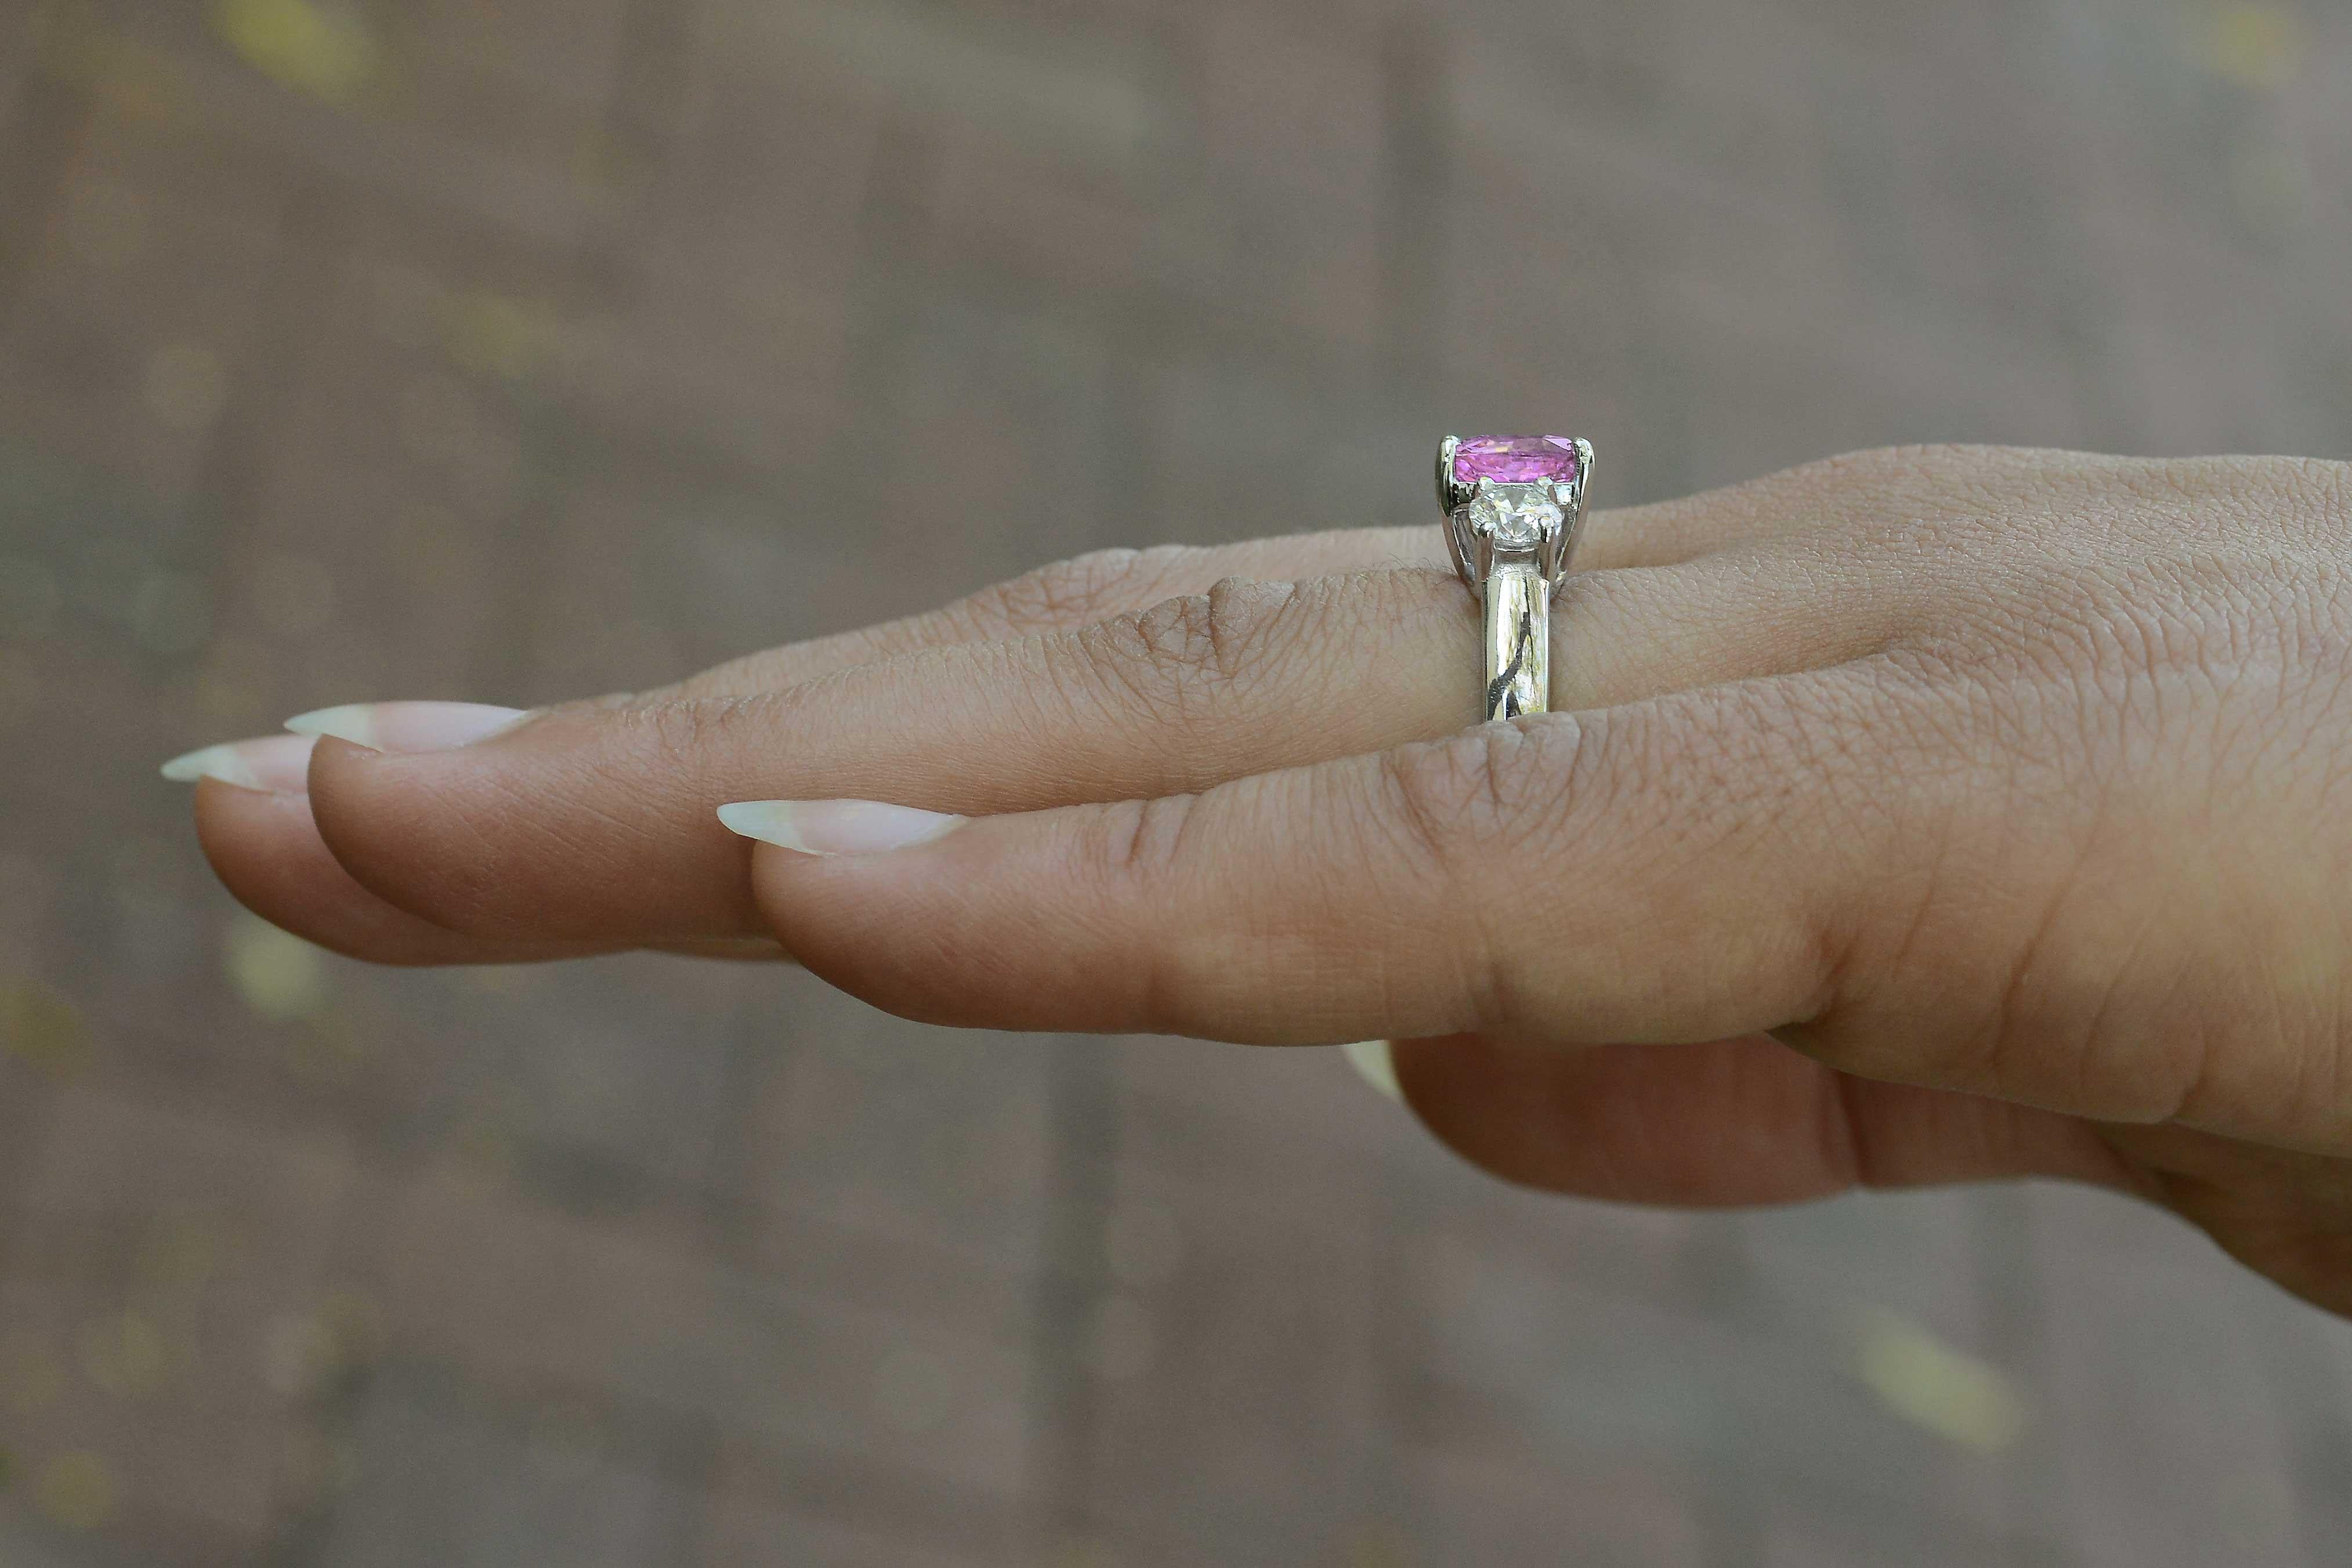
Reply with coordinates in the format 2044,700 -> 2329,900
1435,436 -> 1468,514
1541,439 -> 1597,587
1438,436 -> 1480,591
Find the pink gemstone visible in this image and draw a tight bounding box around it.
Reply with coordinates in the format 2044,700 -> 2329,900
1452,436 -> 1580,485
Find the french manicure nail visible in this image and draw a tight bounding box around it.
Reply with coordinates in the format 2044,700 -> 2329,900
716,799 -> 966,856
1340,1040 -> 1403,1102
285,701 -> 529,753
160,733 -> 319,792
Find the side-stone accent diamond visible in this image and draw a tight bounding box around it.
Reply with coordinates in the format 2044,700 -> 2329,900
1468,489 -> 1562,549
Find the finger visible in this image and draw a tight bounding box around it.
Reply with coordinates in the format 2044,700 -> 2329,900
194,778 -> 592,966
601,446 -> 1933,706
187,532 -> 1435,964
649,530 -> 1444,700
177,734 -> 566,966
1385,1033 -> 2139,1205
302,552 -> 1890,948
636,474 -> 1858,704
734,675 -> 1898,1044
194,778 -> 783,965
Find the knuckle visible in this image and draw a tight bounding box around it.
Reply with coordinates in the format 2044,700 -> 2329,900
1098,791 -> 1199,881
1378,718 -> 1580,865
969,546 -> 1197,635
1372,720 -> 1584,1033
1080,577 -> 1303,710
624,691 -> 803,793
626,697 -> 740,785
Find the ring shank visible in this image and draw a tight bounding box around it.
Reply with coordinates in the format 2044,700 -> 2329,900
1483,559 -> 1548,720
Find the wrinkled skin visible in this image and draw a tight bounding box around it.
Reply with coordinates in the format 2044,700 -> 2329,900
177,447 -> 2352,1315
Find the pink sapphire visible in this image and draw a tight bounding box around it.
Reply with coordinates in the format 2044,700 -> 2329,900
1452,436 -> 1580,485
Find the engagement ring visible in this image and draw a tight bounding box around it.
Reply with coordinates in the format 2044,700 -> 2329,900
1438,434 -> 1593,720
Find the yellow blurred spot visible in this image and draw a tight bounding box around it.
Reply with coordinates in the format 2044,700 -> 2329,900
443,292 -> 558,382
0,979 -> 92,1077
194,632 -> 274,730
2195,2 -> 2304,90
35,1451 -> 116,1531
212,0 -> 377,103
78,1311 -> 167,1397
224,912 -> 331,1021
144,342 -> 229,432
135,1216 -> 221,1292
1857,1309 -> 2028,1453
1344,1522 -> 1414,1568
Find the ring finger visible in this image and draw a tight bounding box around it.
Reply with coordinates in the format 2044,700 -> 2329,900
293,546 -> 1904,951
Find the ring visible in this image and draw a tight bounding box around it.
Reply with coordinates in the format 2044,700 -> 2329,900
1437,434 -> 1593,720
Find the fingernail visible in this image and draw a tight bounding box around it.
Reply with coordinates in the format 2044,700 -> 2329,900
717,799 -> 966,856
160,733 -> 318,792
285,702 -> 529,753
1340,1040 -> 1402,1102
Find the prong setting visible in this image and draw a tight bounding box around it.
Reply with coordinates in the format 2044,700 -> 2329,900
1436,434 -> 1590,601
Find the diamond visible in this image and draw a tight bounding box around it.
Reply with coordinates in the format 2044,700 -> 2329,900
1453,436 -> 1580,486
1468,489 -> 1562,549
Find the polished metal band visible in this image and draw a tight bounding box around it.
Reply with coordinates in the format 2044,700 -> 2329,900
1482,556 -> 1548,720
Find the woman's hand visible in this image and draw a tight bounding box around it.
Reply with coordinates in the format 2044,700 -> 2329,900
168,446 -> 2352,1314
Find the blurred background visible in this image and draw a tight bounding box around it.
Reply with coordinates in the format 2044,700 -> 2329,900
3,0 -> 2352,1563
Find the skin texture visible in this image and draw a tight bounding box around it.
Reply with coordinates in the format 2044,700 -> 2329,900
179,446 -> 2352,1315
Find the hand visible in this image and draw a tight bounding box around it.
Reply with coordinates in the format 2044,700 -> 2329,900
168,446 -> 2352,1314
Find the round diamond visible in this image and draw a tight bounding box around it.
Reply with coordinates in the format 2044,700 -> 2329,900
1471,490 -> 1561,549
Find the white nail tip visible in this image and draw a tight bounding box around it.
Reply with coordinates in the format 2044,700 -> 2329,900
716,801 -> 813,853
160,744 -> 258,788
283,704 -> 377,747
717,799 -> 965,856
1341,1040 -> 1403,1102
